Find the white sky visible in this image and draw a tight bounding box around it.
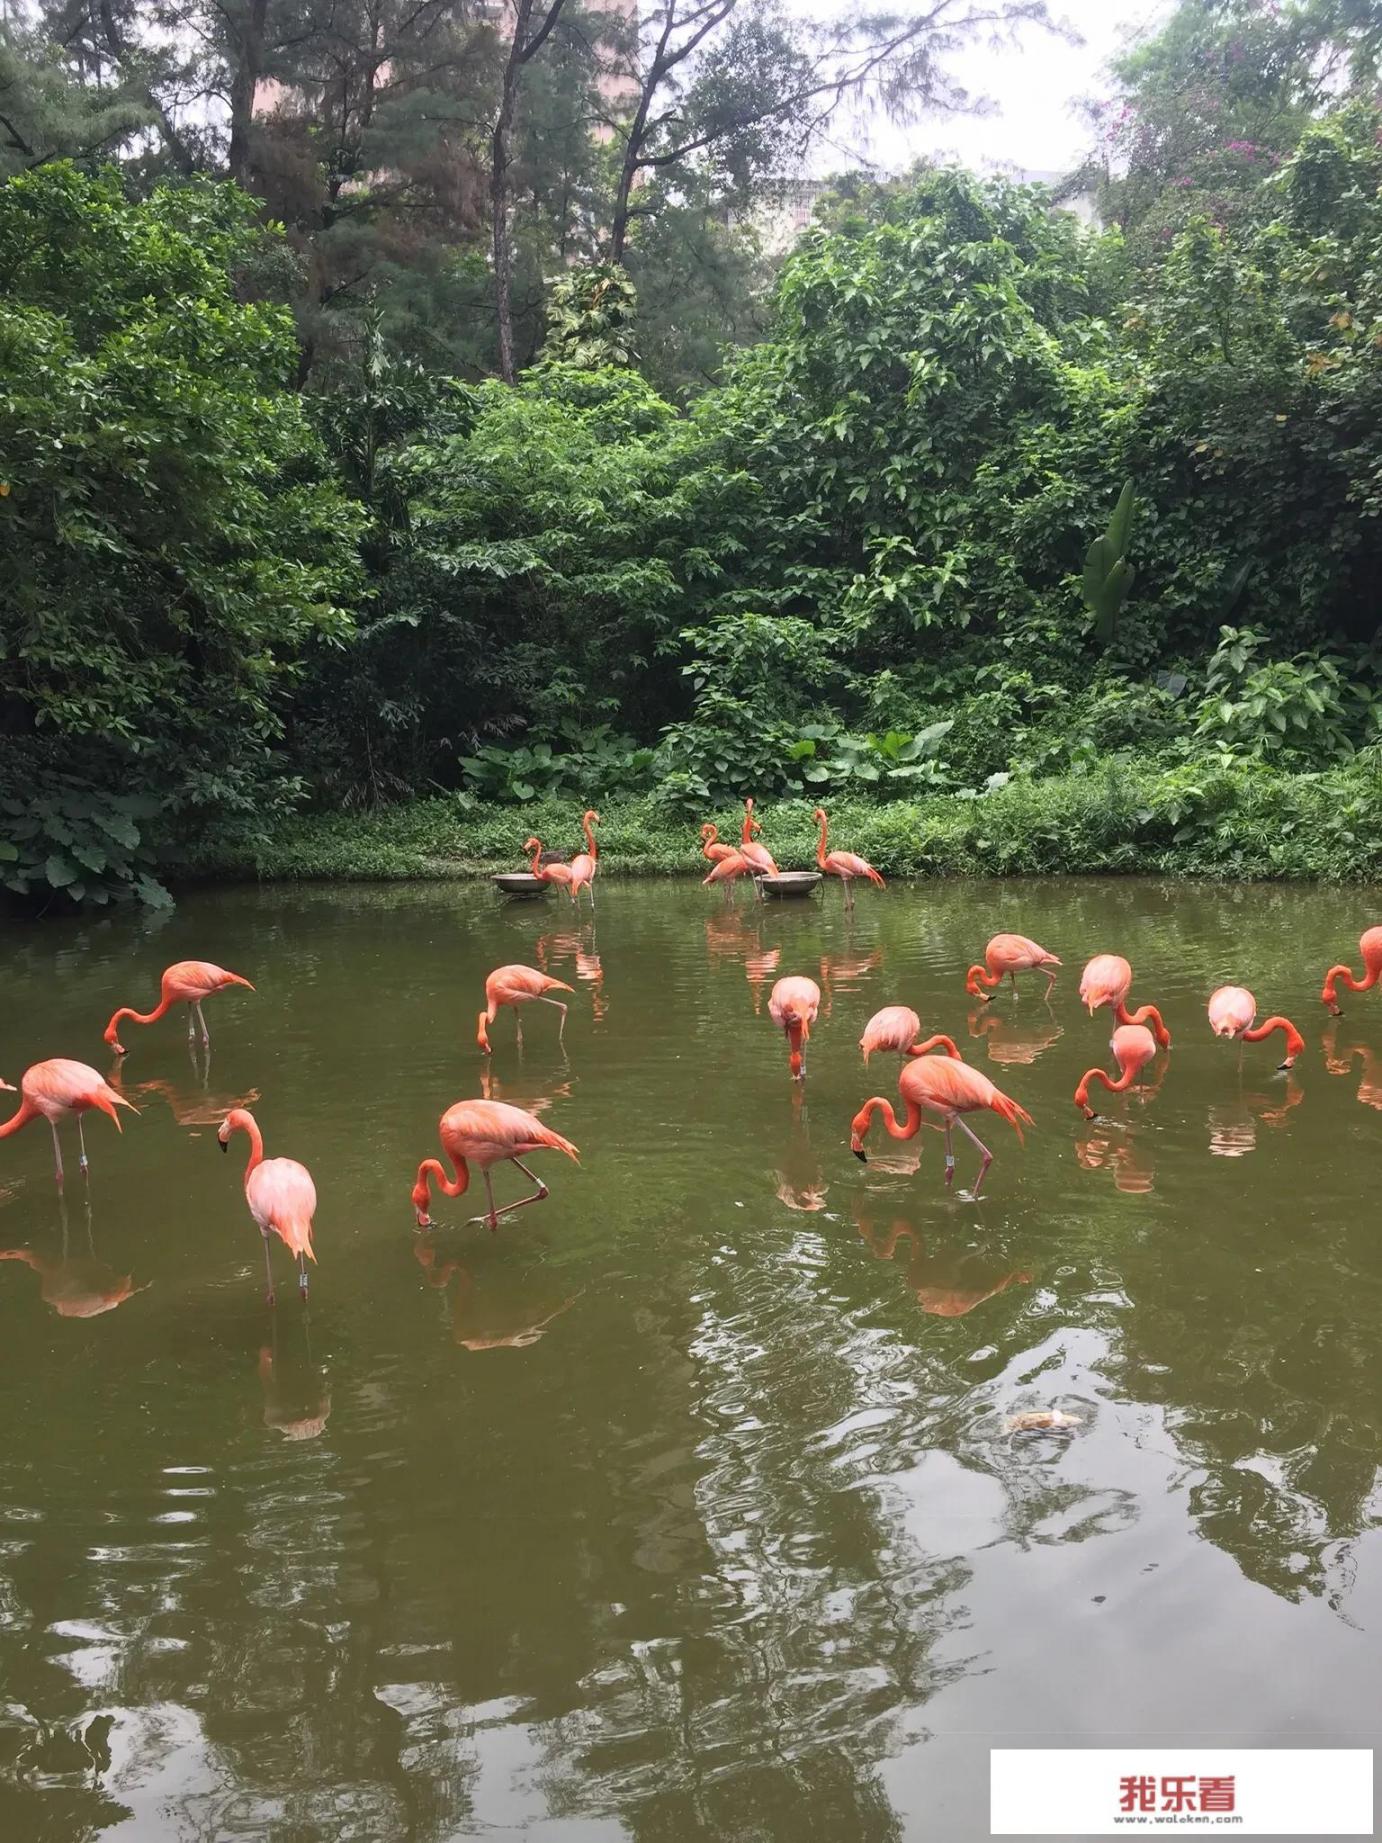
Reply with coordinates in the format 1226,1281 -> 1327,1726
810,0 -> 1173,179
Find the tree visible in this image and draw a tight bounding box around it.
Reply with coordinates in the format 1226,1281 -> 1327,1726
492,0 -> 569,383
0,16 -> 151,175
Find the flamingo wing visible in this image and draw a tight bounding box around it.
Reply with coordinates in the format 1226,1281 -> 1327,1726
247,1157 -> 318,1259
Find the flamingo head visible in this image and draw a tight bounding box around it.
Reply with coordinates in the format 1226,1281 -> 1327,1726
811,807 -> 827,824
849,1107 -> 871,1160
699,823 -> 715,842
217,1107 -> 254,1153
523,836 -> 541,854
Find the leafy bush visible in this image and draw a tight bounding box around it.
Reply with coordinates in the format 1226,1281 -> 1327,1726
0,782 -> 170,909
1193,626 -> 1382,764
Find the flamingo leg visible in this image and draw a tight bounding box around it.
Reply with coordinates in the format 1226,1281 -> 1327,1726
77,1116 -> 89,1177
298,1252 -> 309,1301
537,996 -> 568,1040
514,1008 -> 524,1048
195,1000 -> 210,1048
1043,969 -> 1057,999
955,1116 -> 994,1197
261,1232 -> 276,1307
844,879 -> 855,911
49,1120 -> 64,1187
1010,972 -> 1018,996
469,1157 -> 550,1229
943,1121 -> 956,1188
187,1003 -> 197,1043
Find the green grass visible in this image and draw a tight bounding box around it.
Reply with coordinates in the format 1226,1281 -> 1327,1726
176,756 -> 1382,887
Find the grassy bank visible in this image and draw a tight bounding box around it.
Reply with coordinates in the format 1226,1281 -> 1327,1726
179,757 -> 1382,886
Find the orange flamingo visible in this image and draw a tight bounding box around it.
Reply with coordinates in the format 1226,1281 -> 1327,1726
1321,926 -> 1382,1015
769,975 -> 821,1080
851,1055 -> 1032,1197
703,851 -> 754,901
103,961 -> 255,1054
1074,1023 -> 1158,1118
1207,986 -> 1304,1069
477,964 -> 575,1054
859,1006 -> 961,1063
965,933 -> 1061,1001
812,807 -> 885,909
523,836 -> 574,893
217,1108 -> 317,1304
568,809 -> 600,908
700,823 -> 737,865
738,799 -> 779,877
411,1099 -> 579,1230
0,1061 -> 134,1184
1078,954 -> 1171,1047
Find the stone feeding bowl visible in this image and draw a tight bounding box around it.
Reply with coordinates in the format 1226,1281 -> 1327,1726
491,873 -> 553,899
757,872 -> 823,899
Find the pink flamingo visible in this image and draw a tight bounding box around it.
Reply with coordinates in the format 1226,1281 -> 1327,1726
700,823 -> 737,865
567,809 -> 600,908
738,799 -> 779,877
812,807 -> 885,909
411,1099 -> 579,1230
1078,954 -> 1171,1048
103,961 -> 255,1054
477,964 -> 575,1054
1207,986 -> 1304,1069
523,836 -> 574,894
1321,926 -> 1382,1014
1074,1024 -> 1158,1119
965,933 -> 1061,1001
218,1108 -> 317,1304
851,1055 -> 1033,1197
769,975 -> 821,1080
703,851 -> 754,901
0,1060 -> 135,1184
858,1006 -> 961,1063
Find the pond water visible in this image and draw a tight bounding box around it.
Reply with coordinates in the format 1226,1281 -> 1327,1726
0,874 -> 1380,1840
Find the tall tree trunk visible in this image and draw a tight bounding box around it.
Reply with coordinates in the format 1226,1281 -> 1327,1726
228,0 -> 270,188
491,4 -> 531,387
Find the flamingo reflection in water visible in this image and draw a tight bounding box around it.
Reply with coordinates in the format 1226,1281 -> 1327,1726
536,928 -> 606,1024
1322,1020 -> 1382,1111
1075,1122 -> 1157,1193
413,1233 -> 578,1351
1206,1074 -> 1305,1158
259,1318 -> 331,1440
108,1047 -> 261,1130
0,1191 -> 147,1318
854,1199 -> 1031,1317
817,945 -> 884,1018
966,1003 -> 1064,1068
774,1089 -> 828,1211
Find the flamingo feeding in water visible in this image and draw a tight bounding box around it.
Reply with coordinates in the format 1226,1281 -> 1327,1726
699,823 -> 736,865
567,809 -> 600,908
1207,986 -> 1304,1069
477,965 -> 574,1054
851,1054 -> 1033,1197
738,799 -> 778,877
218,1109 -> 317,1305
1321,926 -> 1382,1014
858,1006 -> 961,1063
103,961 -> 255,1055
966,934 -> 1061,1001
1074,1024 -> 1159,1119
769,976 -> 821,1080
0,1061 -> 134,1184
1078,954 -> 1171,1048
411,1099 -> 579,1231
703,851 -> 754,901
812,808 -> 885,909
523,836 -> 575,894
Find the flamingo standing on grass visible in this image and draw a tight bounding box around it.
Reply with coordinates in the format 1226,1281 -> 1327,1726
1078,954 -> 1171,1048
411,1100 -> 579,1231
812,808 -> 884,909
477,965 -> 575,1054
850,1055 -> 1033,1197
966,934 -> 1061,1001
218,1108 -> 317,1304
1207,987 -> 1304,1069
568,810 -> 600,908
104,961 -> 255,1054
1321,927 -> 1382,1014
1074,1024 -> 1159,1119
858,1006 -> 961,1063
0,1061 -> 134,1185
768,976 -> 821,1080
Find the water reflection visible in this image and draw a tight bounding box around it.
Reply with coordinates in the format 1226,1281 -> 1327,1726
854,1201 -> 1031,1316
966,1002 -> 1063,1066
535,926 -> 606,1024
0,1193 -> 146,1318
108,1045 -> 261,1129
817,944 -> 884,1016
774,1093 -> 829,1211
1207,1073 -> 1305,1156
1074,1121 -> 1156,1193
413,1232 -> 578,1350
258,1317 -> 331,1440
1323,1020 -> 1382,1110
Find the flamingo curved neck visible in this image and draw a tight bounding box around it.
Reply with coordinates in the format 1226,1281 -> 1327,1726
1243,1015 -> 1304,1060
415,1154 -> 470,1211
1118,1000 -> 1170,1048
864,1096 -> 923,1142
0,1095 -> 37,1139
1326,962 -> 1378,998
582,814 -> 598,860
814,812 -> 829,868
1075,1065 -> 1134,1114
230,1116 -> 265,1180
966,964 -> 1000,996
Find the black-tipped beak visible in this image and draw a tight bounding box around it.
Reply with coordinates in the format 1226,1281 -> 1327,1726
218,1138 -> 228,1154
852,1147 -> 867,1163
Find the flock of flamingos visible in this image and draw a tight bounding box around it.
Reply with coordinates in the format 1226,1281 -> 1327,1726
2,798 -> 1380,1305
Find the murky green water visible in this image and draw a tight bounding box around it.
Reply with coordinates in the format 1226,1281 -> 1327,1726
1,875 -> 1380,1840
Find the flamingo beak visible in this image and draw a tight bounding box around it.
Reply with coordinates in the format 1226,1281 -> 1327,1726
219,1137 -> 228,1154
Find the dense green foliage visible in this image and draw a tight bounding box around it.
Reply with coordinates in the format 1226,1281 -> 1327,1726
2,0 -> 1381,906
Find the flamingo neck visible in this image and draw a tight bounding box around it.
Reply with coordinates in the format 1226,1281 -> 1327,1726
1074,1065 -> 1133,1117
906,1034 -> 961,1060
863,1096 -> 923,1142
527,840 -> 543,875
0,1095 -> 37,1139
412,1154 -> 470,1220
1324,961 -> 1377,1006
105,996 -> 173,1044
228,1115 -> 265,1181
1242,1015 -> 1304,1064
966,964 -> 1000,998
814,812 -> 829,868
1118,1000 -> 1171,1048
741,801 -> 755,844
582,814 -> 598,860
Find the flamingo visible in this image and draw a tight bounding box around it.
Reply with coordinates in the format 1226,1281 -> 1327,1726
769,976 -> 821,1080
851,1055 -> 1033,1197
965,934 -> 1061,1001
738,799 -> 779,878
1078,954 -> 1171,1048
411,1099 -> 579,1230
523,836 -> 574,893
703,851 -> 754,901
103,961 -> 255,1054
1321,926 -> 1382,1015
812,807 -> 885,909
1074,1023 -> 1158,1119
567,809 -> 600,908
1207,986 -> 1304,1069
859,1006 -> 961,1063
218,1107 -> 317,1305
700,823 -> 737,865
477,964 -> 575,1054
0,1061 -> 135,1184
